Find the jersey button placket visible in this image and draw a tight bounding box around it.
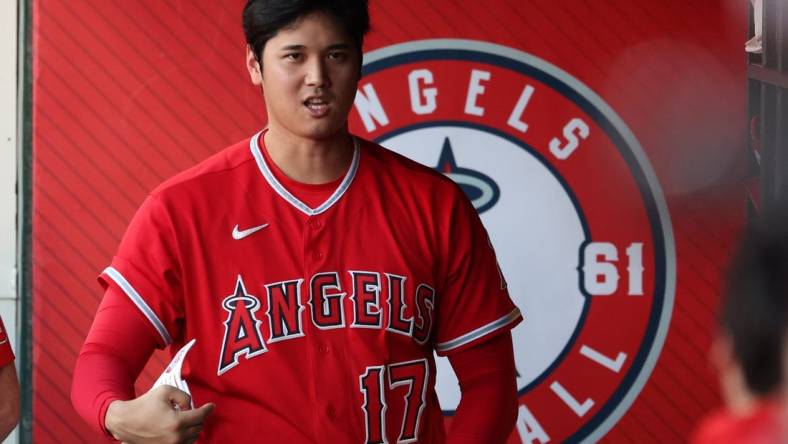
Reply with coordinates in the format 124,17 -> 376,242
303,216 -> 337,436
306,217 -> 325,262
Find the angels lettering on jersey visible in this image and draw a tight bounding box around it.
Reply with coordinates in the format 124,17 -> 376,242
218,271 -> 436,375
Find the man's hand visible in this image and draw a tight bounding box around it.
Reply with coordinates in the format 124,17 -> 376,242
105,385 -> 215,444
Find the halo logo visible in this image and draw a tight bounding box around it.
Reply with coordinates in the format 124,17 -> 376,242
350,40 -> 676,443
434,137 -> 500,214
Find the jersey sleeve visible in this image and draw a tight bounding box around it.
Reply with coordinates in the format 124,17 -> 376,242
433,188 -> 522,356
0,315 -> 14,367
98,194 -> 183,348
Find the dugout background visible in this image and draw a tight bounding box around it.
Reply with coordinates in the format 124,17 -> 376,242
25,1 -> 747,442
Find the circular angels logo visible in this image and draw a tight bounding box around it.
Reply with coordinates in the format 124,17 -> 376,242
349,40 -> 675,443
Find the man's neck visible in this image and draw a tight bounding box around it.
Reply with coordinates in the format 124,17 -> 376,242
263,126 -> 354,185
721,365 -> 775,415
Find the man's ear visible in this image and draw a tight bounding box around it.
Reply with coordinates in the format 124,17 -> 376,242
246,44 -> 263,86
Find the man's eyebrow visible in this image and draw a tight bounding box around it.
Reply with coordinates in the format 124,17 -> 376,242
278,43 -> 352,51
280,44 -> 306,51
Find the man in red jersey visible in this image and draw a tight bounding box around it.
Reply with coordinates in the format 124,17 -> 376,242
691,210 -> 788,444
72,1 -> 522,442
0,314 -> 19,441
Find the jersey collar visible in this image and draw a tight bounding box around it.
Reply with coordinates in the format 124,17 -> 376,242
249,130 -> 360,216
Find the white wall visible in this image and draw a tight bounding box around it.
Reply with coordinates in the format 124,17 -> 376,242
1,0 -> 18,442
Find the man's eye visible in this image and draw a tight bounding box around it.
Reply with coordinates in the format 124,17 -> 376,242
285,53 -> 301,60
328,51 -> 347,60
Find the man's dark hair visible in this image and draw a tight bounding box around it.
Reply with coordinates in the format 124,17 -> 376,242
243,0 -> 370,63
722,208 -> 788,395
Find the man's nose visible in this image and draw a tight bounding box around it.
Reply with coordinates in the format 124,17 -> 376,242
305,58 -> 330,88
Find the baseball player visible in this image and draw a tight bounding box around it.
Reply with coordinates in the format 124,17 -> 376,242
0,314 -> 19,441
72,1 -> 522,442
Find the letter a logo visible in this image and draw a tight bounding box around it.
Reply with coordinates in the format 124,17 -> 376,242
218,275 -> 268,375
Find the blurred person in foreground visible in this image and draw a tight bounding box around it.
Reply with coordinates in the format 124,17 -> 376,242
690,209 -> 788,444
0,314 -> 19,441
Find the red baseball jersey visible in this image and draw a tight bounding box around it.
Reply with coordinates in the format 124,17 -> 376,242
99,130 -> 522,443
0,314 -> 14,368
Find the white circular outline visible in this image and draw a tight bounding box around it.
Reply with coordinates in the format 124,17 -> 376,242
361,39 -> 676,443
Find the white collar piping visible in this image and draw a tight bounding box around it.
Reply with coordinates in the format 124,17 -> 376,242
249,131 -> 360,216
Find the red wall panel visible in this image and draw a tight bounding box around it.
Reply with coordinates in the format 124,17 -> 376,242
32,1 -> 746,442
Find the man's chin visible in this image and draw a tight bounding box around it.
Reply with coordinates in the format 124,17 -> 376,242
298,123 -> 348,141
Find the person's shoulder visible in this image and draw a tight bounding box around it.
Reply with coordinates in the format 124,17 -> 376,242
689,408 -> 734,444
150,136 -> 257,199
689,402 -> 786,444
358,137 -> 461,194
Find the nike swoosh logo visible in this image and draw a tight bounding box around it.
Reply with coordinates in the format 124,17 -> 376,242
232,223 -> 269,240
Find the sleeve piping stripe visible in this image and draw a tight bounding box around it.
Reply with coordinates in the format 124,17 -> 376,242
435,308 -> 521,353
102,266 -> 173,346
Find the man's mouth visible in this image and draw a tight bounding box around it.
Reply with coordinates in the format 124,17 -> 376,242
304,97 -> 330,115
